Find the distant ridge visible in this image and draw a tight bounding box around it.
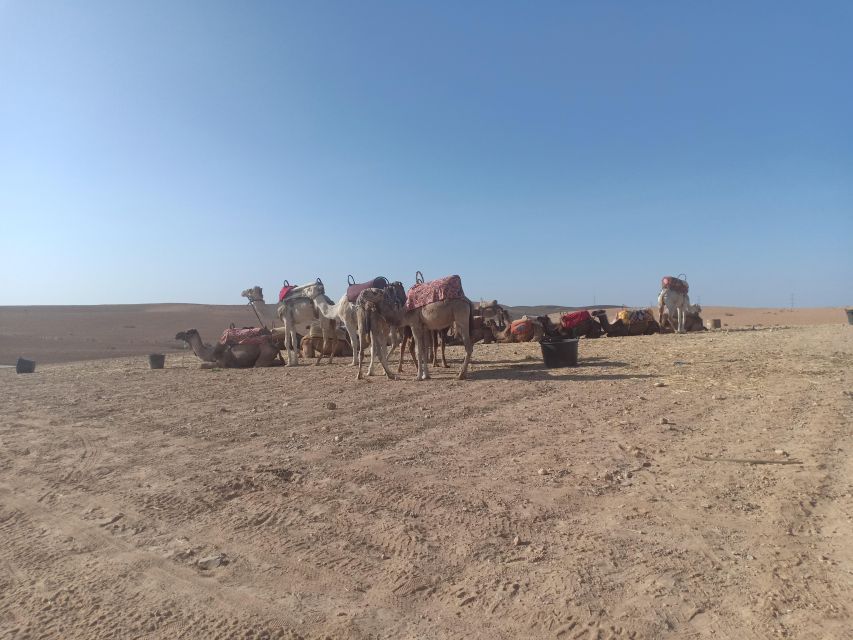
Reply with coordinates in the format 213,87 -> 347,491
504,304 -> 622,319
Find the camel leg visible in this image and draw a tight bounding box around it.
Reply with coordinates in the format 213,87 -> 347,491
412,327 -> 429,381
371,321 -> 396,380
344,320 -> 359,366
356,313 -> 369,381
457,327 -> 473,380
439,330 -> 449,367
397,333 -> 407,373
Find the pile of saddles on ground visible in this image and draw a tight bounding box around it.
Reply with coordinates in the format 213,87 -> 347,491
174,273 -> 705,372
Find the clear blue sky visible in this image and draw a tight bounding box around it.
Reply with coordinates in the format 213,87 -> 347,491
1,1 -> 851,307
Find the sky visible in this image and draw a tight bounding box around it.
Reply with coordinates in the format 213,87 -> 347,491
1,1 -> 851,307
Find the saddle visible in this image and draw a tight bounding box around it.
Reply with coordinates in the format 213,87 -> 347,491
661,275 -> 689,294
617,309 -> 653,325
346,275 -> 389,303
219,327 -> 271,346
560,310 -> 592,330
279,280 -> 295,303
510,319 -> 534,341
405,274 -> 465,311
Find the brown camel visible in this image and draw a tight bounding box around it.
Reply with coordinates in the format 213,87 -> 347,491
355,283 -> 474,381
175,329 -> 282,368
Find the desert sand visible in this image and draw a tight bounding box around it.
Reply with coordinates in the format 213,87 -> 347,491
1,303 -> 851,639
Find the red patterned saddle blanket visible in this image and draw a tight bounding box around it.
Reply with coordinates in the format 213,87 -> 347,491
405,275 -> 465,311
219,327 -> 271,346
346,276 -> 389,304
561,310 -> 592,330
661,276 -> 689,294
510,319 -> 534,341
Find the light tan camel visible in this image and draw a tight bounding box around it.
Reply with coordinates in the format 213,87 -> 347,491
473,300 -> 511,327
355,282 -> 473,381
175,329 -> 281,368
241,283 -> 336,366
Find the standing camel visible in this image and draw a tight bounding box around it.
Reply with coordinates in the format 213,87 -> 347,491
355,282 -> 474,381
658,289 -> 690,334
277,280 -> 338,366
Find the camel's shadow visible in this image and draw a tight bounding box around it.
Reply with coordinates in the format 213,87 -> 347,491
469,359 -> 654,382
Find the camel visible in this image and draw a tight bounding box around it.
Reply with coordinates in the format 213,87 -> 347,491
355,282 -> 474,381
596,310 -> 660,337
301,321 -> 353,358
488,316 -> 545,343
241,286 -> 278,328
472,300 -> 511,328
660,303 -> 707,333
175,329 -> 281,368
658,288 -> 690,334
553,310 -> 605,339
243,282 -> 337,366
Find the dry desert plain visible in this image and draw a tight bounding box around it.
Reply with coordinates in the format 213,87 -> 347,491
1,305 -> 851,639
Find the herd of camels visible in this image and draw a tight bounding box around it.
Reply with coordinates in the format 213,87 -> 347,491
175,274 -> 703,379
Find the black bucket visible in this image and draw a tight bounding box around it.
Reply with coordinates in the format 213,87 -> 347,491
847,309 -> 853,325
148,354 -> 166,369
539,338 -> 579,368
16,358 -> 36,374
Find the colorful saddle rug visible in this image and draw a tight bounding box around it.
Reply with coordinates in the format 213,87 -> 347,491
405,275 -> 465,311
219,327 -> 271,346
510,319 -> 534,341
661,276 -> 689,294
560,310 -> 592,330
346,276 -> 389,304
617,309 -> 653,325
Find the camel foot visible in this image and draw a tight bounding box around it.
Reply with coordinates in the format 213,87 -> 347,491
456,372 -> 467,380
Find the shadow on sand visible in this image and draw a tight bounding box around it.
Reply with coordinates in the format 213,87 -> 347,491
469,358 -> 655,382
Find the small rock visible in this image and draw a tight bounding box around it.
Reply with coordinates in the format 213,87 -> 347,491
659,417 -> 669,425
538,468 -> 547,475
775,449 -> 788,456
282,402 -> 290,407
512,535 -> 521,547
249,431 -> 259,437
712,394 -> 726,400
197,553 -> 227,570
334,435 -> 342,443
654,382 -> 666,388
326,401 -> 337,410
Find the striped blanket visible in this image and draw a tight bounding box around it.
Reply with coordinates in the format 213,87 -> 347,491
405,275 -> 465,311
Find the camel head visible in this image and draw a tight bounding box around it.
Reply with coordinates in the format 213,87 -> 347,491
301,278 -> 325,299
387,282 -> 407,308
241,286 -> 265,303
175,329 -> 199,343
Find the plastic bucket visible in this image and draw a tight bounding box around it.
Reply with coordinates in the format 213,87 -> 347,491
539,338 -> 579,368
16,358 -> 36,374
847,309 -> 853,325
148,354 -> 166,369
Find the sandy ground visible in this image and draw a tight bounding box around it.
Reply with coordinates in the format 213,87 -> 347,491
1,324 -> 851,639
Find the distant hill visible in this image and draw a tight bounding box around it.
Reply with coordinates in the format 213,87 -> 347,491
504,304 -> 622,319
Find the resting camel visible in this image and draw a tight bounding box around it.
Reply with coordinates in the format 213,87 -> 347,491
596,310 -> 660,337
175,329 -> 282,368
302,321 -> 353,358
488,316 -> 545,343
355,283 -> 474,381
